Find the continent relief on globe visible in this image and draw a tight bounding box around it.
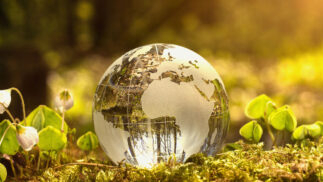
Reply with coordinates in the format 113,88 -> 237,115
93,44 -> 229,166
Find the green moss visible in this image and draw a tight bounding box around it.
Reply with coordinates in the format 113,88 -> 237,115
32,140 -> 322,182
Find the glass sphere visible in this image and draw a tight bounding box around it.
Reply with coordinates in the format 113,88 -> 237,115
93,44 -> 229,167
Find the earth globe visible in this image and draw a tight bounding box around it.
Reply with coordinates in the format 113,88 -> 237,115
93,43 -> 229,168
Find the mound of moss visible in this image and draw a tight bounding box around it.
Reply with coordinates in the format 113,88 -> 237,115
20,140 -> 319,182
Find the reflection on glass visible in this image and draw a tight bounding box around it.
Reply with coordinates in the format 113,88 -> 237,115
93,44 -> 230,167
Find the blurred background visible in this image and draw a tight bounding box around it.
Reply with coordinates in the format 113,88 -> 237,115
0,0 -> 323,142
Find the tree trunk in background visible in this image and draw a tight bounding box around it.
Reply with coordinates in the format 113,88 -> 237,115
0,47 -> 48,121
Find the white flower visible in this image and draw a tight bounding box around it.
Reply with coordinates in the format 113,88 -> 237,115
0,89 -> 12,114
55,89 -> 74,112
16,125 -> 39,151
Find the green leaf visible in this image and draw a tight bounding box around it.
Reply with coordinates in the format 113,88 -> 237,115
315,121 -> 323,136
0,120 -> 19,155
306,124 -> 321,138
265,101 -> 277,119
245,94 -> 273,119
269,105 -> 297,132
38,126 -> 67,151
292,124 -> 321,140
25,105 -> 68,134
0,163 -> 7,182
77,131 -> 99,151
292,125 -> 306,140
239,120 -> 263,142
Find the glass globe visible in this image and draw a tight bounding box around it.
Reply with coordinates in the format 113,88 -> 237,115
93,43 -> 229,167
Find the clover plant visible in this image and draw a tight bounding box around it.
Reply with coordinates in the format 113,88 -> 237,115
0,162 -> 7,182
0,87 -> 322,181
241,94 -> 322,147
239,120 -> 263,143
292,123 -> 322,140
77,131 -> 99,151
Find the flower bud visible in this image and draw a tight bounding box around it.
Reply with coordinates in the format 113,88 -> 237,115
0,89 -> 12,114
55,89 -> 74,112
16,125 -> 39,151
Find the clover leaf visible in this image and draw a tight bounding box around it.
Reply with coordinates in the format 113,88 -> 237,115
292,124 -> 321,140
305,123 -> 321,138
0,120 -> 19,155
77,131 -> 99,151
239,120 -> 263,142
292,125 -> 306,140
25,105 -> 68,134
38,126 -> 67,151
265,101 -> 277,119
245,94 -> 273,119
315,121 -> 323,136
268,105 -> 297,132
0,163 -> 7,182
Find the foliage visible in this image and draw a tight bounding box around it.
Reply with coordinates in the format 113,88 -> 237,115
77,131 -> 99,151
0,120 -> 19,155
240,94 -> 323,145
0,163 -> 7,182
239,121 -> 263,143
292,123 -> 322,140
1,0 -> 323,58
25,105 -> 68,134
242,94 -> 278,144
245,94 -> 273,119
269,105 -> 297,132
316,121 -> 323,136
1,88 -> 322,181
38,126 -> 67,151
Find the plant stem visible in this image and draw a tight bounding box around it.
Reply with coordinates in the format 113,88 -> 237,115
85,151 -> 89,162
0,124 -> 11,147
10,157 -> 17,178
57,151 -> 61,165
17,164 -> 23,178
24,151 -> 30,166
263,117 -> 276,147
1,103 -> 16,124
61,109 -> 65,133
15,118 -> 21,123
60,92 -> 68,132
263,102 -> 277,147
272,137 -> 277,147
37,148 -> 41,171
266,122 -> 276,145
281,130 -> 285,145
10,87 -> 26,122
46,151 -> 51,169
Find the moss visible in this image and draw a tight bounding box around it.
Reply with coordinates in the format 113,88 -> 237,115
28,140 -> 323,182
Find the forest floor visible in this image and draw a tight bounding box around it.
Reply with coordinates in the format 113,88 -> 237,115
6,140 -> 321,182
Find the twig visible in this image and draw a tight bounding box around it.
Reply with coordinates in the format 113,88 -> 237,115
53,162 -> 116,170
